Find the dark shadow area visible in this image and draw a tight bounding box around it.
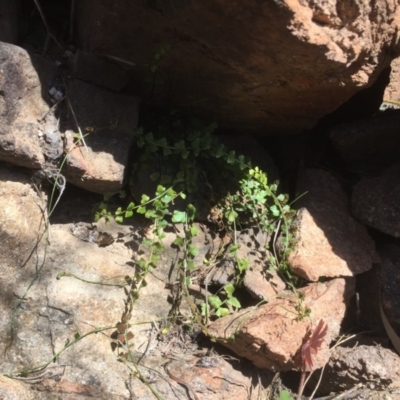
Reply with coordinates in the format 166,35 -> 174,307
49,183 -> 102,224
303,66 -> 391,171
18,0 -> 72,52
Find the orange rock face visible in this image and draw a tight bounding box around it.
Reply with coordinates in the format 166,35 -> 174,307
75,0 -> 400,134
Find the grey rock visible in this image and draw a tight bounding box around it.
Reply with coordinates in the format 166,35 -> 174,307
0,169 -> 270,398
0,42 -> 60,169
323,344 -> 400,392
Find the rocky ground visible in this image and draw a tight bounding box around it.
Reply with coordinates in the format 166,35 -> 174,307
2,98 -> 400,399
2,1 -> 400,399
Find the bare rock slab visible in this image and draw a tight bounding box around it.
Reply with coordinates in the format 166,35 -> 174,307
288,169 -> 378,281
208,278 -> 355,372
0,42 -> 60,168
63,79 -> 140,193
352,163 -> 400,237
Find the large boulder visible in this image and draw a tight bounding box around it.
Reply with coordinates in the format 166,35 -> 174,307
75,0 -> 400,134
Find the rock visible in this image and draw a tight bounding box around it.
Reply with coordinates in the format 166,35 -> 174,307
329,111 -> 400,169
0,165 -> 46,273
243,260 -> 286,301
0,177 -> 172,399
321,344 -> 400,392
288,169 -> 378,281
68,50 -> 130,92
0,1 -> 19,44
75,0 -> 400,134
1,223 -> 133,397
0,42 -> 60,169
243,263 -> 286,301
0,376 -> 34,400
63,79 -> 140,193
0,168 -> 274,398
235,227 -> 285,300
208,258 -> 236,286
208,227 -> 274,288
208,278 -> 355,371
384,57 -> 400,104
352,163 -> 400,237
0,166 -> 47,388
163,355 -> 271,400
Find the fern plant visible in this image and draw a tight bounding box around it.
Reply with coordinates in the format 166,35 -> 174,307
95,110 -> 296,325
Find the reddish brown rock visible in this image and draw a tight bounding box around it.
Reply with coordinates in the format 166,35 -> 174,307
63,79 -> 140,193
243,262 -> 286,301
208,278 -> 355,371
164,355 -> 270,400
352,163 -> 400,238
288,169 -> 378,281
74,0 -> 400,135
